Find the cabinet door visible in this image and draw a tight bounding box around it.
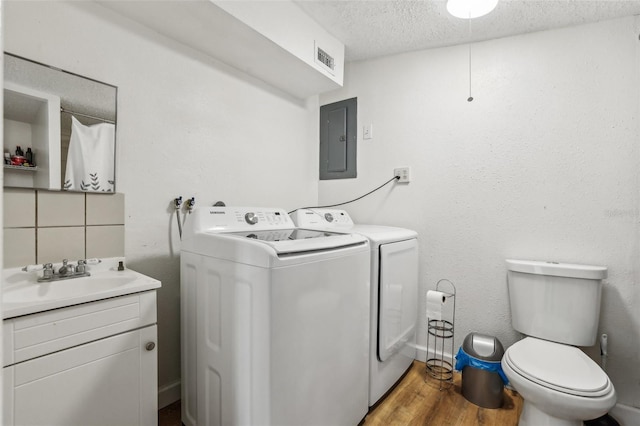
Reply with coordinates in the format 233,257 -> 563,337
3,325 -> 157,426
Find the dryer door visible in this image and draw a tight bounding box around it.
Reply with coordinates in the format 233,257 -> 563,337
378,238 -> 419,362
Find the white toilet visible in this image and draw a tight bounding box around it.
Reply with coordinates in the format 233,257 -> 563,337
502,259 -> 617,426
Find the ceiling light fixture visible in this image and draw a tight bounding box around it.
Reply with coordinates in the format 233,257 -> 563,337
447,0 -> 499,19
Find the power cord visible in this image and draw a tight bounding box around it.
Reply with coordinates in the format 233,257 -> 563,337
289,175 -> 400,214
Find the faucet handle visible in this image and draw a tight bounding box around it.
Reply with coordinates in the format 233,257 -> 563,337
43,263 -> 54,279
22,264 -> 44,272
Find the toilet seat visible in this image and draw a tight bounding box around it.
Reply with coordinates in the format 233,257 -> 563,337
504,337 -> 611,397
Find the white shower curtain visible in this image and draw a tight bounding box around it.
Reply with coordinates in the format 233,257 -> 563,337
64,116 -> 115,192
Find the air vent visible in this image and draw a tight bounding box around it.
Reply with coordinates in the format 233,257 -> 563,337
317,48 -> 334,70
315,43 -> 335,75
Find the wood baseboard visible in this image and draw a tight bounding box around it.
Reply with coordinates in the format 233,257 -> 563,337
158,380 -> 181,410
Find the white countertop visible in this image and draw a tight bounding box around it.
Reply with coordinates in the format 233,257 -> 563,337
2,258 -> 161,319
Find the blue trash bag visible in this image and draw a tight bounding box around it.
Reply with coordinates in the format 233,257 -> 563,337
455,347 -> 509,385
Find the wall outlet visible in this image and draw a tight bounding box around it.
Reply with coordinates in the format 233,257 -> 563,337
394,167 -> 411,183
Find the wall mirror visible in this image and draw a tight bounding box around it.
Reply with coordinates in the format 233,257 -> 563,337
3,52 -> 117,192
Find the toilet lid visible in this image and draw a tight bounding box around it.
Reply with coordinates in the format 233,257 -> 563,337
505,337 -> 610,397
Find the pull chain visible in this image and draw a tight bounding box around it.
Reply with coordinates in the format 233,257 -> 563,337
467,18 -> 474,102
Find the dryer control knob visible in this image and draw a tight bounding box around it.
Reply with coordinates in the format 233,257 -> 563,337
324,213 -> 334,223
245,212 -> 258,225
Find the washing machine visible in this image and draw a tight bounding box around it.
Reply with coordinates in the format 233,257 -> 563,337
180,206 -> 370,426
291,208 -> 419,407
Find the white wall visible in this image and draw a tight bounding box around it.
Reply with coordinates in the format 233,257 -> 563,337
319,17 -> 640,407
4,0 -> 319,401
1,0 -> 5,418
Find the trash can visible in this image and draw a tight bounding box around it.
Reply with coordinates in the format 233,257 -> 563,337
455,332 -> 507,409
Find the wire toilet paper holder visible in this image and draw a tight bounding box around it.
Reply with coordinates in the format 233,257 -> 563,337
425,278 -> 456,389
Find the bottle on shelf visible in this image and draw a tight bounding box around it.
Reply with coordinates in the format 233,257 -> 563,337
26,148 -> 34,165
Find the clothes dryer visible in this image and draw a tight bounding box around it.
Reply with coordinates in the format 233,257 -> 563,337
291,208 -> 419,406
181,207 -> 370,426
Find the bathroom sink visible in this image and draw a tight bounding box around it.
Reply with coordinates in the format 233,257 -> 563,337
4,276 -> 136,304
2,258 -> 161,318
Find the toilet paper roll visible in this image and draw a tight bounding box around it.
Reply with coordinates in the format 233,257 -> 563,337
426,290 -> 447,321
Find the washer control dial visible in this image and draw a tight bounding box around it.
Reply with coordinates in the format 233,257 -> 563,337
324,213 -> 334,223
245,212 -> 258,225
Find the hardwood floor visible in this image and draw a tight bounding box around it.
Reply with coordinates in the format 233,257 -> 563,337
363,361 -> 522,425
158,360 -> 522,426
158,399 -> 181,426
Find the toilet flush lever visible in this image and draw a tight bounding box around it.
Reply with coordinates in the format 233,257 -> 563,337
600,333 -> 609,372
600,333 -> 608,357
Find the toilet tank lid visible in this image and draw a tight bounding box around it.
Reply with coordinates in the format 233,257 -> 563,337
506,259 -> 607,280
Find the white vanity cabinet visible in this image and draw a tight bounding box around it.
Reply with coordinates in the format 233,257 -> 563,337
2,290 -> 158,426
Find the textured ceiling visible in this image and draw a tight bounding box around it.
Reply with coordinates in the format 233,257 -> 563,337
294,0 -> 640,62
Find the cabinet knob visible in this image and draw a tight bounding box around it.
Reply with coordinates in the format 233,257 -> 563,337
145,342 -> 156,351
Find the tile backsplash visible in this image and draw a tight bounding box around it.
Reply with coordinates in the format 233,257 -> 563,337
3,188 -> 125,267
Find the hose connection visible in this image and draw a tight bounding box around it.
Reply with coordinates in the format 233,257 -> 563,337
186,197 -> 196,213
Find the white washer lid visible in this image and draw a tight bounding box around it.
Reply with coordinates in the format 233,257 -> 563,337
505,337 -> 610,397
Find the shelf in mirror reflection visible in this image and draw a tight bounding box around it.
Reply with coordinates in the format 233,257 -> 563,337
4,165 -> 39,171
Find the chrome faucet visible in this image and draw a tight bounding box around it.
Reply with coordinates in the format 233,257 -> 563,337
23,259 -> 92,282
58,259 -> 76,276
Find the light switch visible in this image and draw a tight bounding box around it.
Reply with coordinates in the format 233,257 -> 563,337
363,124 -> 373,140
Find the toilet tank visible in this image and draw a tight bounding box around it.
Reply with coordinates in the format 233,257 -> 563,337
506,259 -> 607,346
